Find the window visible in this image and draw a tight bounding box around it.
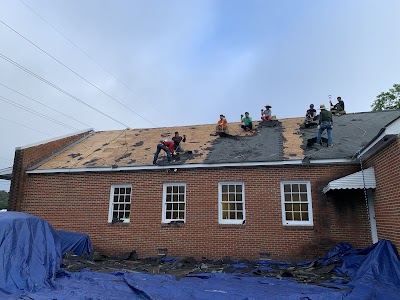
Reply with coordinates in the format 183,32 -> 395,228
162,183 -> 186,223
280,181 -> 313,226
219,182 -> 245,224
108,184 -> 132,223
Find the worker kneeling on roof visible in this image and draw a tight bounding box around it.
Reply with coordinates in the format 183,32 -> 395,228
153,140 -> 175,164
216,114 -> 229,134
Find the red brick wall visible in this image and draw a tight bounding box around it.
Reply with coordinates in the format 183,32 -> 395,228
9,130 -> 93,211
20,164 -> 371,261
365,137 -> 400,250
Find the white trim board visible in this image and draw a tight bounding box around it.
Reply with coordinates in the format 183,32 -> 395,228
27,158 -> 356,174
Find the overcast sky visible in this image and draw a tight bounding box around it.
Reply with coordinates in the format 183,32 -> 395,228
1,0 -> 399,191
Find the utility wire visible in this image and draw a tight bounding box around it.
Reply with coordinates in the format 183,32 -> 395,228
0,82 -> 92,128
0,19 -> 158,127
18,0 -> 161,114
0,115 -> 53,137
0,94 -> 78,130
0,52 -> 129,128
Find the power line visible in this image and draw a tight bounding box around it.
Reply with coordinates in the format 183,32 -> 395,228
0,115 -> 53,137
0,94 -> 79,131
0,19 -> 159,127
18,0 -> 161,114
0,82 -> 92,128
0,52 -> 129,128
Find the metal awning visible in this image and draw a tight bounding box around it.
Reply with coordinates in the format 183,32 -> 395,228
0,167 -> 13,180
323,167 -> 376,194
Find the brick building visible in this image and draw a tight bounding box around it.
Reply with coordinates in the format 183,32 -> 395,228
8,110 -> 400,260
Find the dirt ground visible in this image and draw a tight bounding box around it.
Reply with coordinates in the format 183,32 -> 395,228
62,252 -> 350,289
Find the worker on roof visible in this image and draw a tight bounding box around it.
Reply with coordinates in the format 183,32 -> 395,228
261,104 -> 272,121
216,114 -> 229,134
305,104 -> 318,125
316,104 -> 333,147
172,131 -> 186,153
241,112 -> 253,131
153,140 -> 175,164
330,96 -> 346,115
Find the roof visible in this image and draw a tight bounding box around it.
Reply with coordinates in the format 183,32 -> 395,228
323,167 -> 376,194
29,110 -> 400,172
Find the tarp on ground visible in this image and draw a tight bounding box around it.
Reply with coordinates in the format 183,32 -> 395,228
0,212 -> 62,294
55,230 -> 92,256
2,239 -> 400,299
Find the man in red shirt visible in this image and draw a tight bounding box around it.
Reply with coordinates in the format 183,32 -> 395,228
153,140 -> 175,164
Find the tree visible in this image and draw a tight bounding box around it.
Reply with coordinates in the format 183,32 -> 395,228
371,84 -> 400,111
0,190 -> 8,210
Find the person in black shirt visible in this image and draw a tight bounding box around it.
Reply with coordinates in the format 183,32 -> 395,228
172,131 -> 186,153
330,96 -> 345,114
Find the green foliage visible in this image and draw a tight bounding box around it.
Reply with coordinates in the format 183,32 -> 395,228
372,84 -> 400,111
0,190 -> 8,210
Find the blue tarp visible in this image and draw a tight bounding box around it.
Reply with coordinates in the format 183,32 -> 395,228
1,212 -> 400,299
55,230 -> 92,256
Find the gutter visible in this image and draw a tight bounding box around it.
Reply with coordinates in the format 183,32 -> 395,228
26,158 -> 356,174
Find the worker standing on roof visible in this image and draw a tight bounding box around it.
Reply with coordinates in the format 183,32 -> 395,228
153,140 -> 175,164
240,112 -> 253,131
216,114 -> 229,134
172,131 -> 186,153
316,104 -> 333,147
261,104 -> 272,121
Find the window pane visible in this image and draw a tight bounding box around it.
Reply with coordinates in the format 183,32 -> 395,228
284,184 -> 291,192
179,212 -> 184,219
236,194 -> 242,201
292,194 -> 300,201
114,188 -> 119,194
302,212 -> 309,221
293,212 -> 301,221
166,203 -> 172,210
167,186 -> 172,193
113,212 -> 118,218
222,194 -> 228,202
229,194 -> 235,202
173,195 -> 178,202
301,204 -> 308,211
299,184 -> 307,192
179,203 -> 185,210
286,212 -> 293,220
179,186 -> 184,193
222,203 -> 228,211
292,185 -> 299,192
300,193 -> 308,202
114,195 -> 118,202
223,211 -> 228,219
285,203 -> 292,212
173,186 -> 178,193
166,212 -> 171,219
230,212 -> 235,219
125,195 -> 131,202
126,204 -> 131,211
222,185 -> 228,193
124,212 -> 130,219
229,185 -> 235,192
126,188 -> 131,194
120,188 -> 125,194
237,212 -> 243,219
236,185 -> 242,192
179,194 -> 184,202
284,194 -> 291,202
173,203 -> 178,210
293,203 -> 300,211
118,212 -> 124,219
114,204 -> 118,211
237,203 -> 243,210
173,211 -> 178,219
166,195 -> 172,202
229,203 -> 235,210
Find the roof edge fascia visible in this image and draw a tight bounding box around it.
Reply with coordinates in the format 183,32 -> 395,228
17,128 -> 94,150
26,158 -> 355,174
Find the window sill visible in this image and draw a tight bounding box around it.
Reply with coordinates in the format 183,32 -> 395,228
218,224 -> 246,229
161,221 -> 185,228
283,225 -> 314,231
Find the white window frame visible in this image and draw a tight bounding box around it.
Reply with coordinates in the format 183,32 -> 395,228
280,181 -> 313,226
218,181 -> 245,225
108,184 -> 132,223
162,183 -> 187,223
